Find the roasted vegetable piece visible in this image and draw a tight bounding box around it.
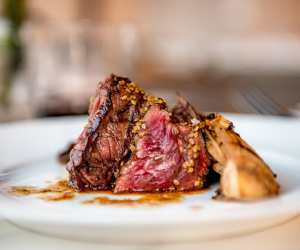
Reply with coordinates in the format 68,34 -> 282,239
203,114 -> 280,200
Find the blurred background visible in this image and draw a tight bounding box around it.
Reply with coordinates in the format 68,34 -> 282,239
0,0 -> 300,122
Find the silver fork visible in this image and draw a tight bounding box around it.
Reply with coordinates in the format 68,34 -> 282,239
238,86 -> 292,116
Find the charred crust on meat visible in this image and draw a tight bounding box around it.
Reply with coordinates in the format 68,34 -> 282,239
66,90 -> 278,199
67,74 -> 136,191
67,75 -> 211,193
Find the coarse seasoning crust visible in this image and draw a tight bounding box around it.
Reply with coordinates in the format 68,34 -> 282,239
67,74 -> 210,193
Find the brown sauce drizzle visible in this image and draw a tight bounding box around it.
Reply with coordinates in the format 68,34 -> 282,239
8,179 -> 208,205
8,180 -> 76,201
81,192 -> 183,206
41,192 -> 75,201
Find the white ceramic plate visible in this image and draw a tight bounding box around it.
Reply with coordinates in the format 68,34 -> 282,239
0,115 -> 300,243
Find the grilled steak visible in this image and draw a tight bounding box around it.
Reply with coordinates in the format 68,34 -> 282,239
115,105 -> 209,192
67,75 -> 146,191
66,76 -> 279,200
67,74 -> 210,192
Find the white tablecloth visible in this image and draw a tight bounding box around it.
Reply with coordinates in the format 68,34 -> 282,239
1,216 -> 299,250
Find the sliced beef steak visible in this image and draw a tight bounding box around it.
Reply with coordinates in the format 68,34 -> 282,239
67,74 -> 146,191
65,75 -> 278,200
67,74 -> 210,192
115,105 -> 210,192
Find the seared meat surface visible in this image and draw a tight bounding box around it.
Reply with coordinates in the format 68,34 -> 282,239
67,74 -> 210,192
66,74 -> 279,200
67,75 -> 145,191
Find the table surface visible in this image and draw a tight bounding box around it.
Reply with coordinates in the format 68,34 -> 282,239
1,215 -> 300,250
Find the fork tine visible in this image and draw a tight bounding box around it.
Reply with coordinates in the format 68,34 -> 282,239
251,86 -> 291,116
247,87 -> 280,115
241,91 -> 270,115
240,87 -> 275,115
240,86 -> 291,116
